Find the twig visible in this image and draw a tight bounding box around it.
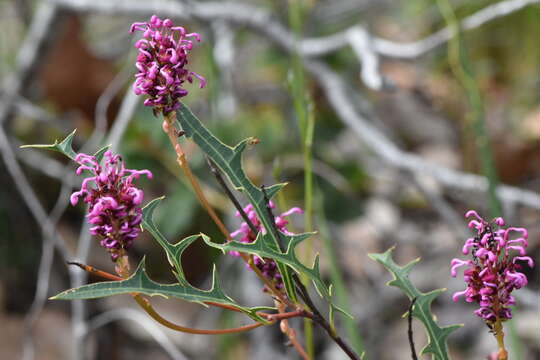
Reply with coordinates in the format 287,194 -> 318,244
50,0 -> 540,60
206,157 -> 258,235
260,188 -> 361,360
409,173 -> 468,240
106,90 -> 139,153
372,0 -> 540,59
0,2 -> 62,126
292,275 -> 361,360
205,159 -> 320,357
49,0 -> 540,210
14,96 -> 65,128
84,307 -> 189,360
211,20 -> 238,118
304,60 -> 540,210
90,61 -> 133,150
12,138 -> 68,181
276,300 -> 310,360
0,124 -> 74,360
134,295 -> 265,335
345,26 -> 387,91
203,157 -> 292,306
67,262 -> 266,335
162,112 -> 231,240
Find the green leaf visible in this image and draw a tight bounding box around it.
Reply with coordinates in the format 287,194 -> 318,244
52,257 -> 223,302
177,104 -> 347,316
52,257 -> 268,322
140,197 -> 270,322
142,197 -> 200,284
20,129 -> 110,163
368,247 -> 461,360
21,129 -> 78,160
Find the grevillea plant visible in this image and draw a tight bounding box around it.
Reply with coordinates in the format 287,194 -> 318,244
22,15 -> 535,360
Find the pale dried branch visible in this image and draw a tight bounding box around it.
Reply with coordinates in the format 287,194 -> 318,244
85,308 -> 189,360
305,60 -> 540,209
50,0 -> 540,60
49,0 -> 540,210
0,2 -> 61,125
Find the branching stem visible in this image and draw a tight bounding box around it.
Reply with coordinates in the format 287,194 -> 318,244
132,295 -> 264,335
260,188 -> 361,360
204,157 -> 292,306
162,111 -> 291,306
164,111 -> 358,359
162,112 -> 230,239
276,300 -> 310,360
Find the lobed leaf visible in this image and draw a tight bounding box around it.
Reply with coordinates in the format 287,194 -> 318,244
21,129 -> 110,162
177,104 -> 347,316
52,258 -> 269,323
52,257 -> 267,322
52,257 -> 232,305
21,129 -> 78,160
368,247 -> 461,360
139,196 -> 271,322
141,197 -> 196,284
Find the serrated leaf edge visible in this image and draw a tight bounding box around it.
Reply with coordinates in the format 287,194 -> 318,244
368,247 -> 462,360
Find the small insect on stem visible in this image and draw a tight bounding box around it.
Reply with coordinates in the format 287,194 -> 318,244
408,297 -> 418,360
174,129 -> 185,137
248,137 -> 260,145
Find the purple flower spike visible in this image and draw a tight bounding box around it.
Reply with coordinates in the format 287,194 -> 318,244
230,202 -> 303,293
451,211 -> 534,323
71,151 -> 152,261
130,15 -> 205,114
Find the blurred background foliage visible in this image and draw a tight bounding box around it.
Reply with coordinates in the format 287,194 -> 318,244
1,0 -> 540,359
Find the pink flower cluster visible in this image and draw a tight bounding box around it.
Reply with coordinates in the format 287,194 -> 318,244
451,210 -> 534,322
71,151 -> 152,261
130,15 -> 206,114
230,202 -> 303,292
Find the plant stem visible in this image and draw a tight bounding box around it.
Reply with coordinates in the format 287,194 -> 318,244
494,318 -> 508,360
207,159 -> 359,359
293,277 -> 361,360
276,300 -> 310,360
261,186 -> 361,360
204,157 -> 293,306
163,111 -> 294,307
408,298 -> 418,360
133,295 -> 264,335
162,112 -> 231,238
